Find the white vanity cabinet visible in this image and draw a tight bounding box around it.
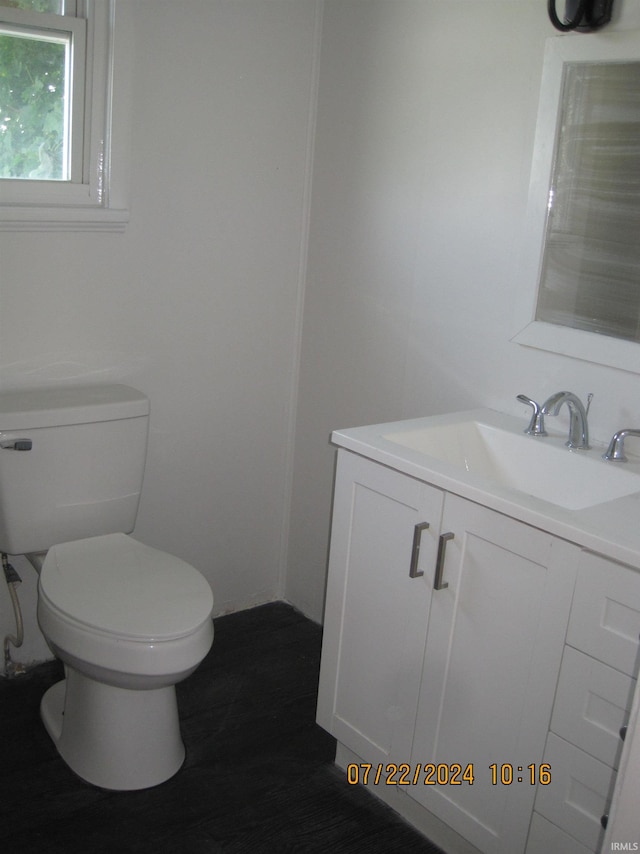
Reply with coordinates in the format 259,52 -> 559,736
317,449 -> 580,854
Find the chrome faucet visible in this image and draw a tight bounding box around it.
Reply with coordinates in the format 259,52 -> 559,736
602,429 -> 640,462
541,391 -> 591,450
516,394 -> 547,436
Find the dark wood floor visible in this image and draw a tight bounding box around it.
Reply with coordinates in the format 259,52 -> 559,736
0,602 -> 445,854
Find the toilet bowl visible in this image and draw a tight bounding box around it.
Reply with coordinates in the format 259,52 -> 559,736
36,534 -> 214,790
0,383 -> 214,790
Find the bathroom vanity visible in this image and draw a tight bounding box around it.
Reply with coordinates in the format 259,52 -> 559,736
316,409 -> 640,854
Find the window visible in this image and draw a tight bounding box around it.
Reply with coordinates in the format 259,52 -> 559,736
0,0 -> 130,230
0,4 -> 84,182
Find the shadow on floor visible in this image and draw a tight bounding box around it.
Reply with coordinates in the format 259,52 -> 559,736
0,602 -> 445,854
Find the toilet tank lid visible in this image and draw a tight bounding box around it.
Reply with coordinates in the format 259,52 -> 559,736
0,384 -> 149,431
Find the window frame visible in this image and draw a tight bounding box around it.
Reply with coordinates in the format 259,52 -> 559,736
0,0 -> 130,231
0,7 -> 86,187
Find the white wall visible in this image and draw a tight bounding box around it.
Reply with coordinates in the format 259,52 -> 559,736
3,0 -> 640,664
287,0 -> 640,621
0,0 -> 321,665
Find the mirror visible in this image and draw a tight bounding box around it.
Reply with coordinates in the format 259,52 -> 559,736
537,60 -> 640,341
513,31 -> 640,373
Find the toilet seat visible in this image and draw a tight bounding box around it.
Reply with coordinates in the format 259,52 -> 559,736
39,533 -> 213,641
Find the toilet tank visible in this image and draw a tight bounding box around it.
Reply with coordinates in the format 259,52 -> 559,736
0,384 -> 149,555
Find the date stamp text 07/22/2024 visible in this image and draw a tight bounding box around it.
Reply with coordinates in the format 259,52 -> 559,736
346,763 -> 552,787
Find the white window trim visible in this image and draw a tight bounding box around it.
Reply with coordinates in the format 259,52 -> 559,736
0,0 -> 131,232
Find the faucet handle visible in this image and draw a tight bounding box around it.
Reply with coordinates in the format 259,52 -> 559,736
603,429 -> 640,462
516,394 -> 547,436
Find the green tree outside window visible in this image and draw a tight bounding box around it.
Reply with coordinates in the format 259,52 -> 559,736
0,0 -> 68,180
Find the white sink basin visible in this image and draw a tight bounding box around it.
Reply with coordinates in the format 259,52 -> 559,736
383,418 -> 640,511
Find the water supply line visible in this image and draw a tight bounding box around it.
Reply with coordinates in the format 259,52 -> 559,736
2,553 -> 24,677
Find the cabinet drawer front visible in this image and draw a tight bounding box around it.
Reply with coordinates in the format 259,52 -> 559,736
526,812 -> 594,854
535,733 -> 614,851
568,551 -> 640,676
551,646 -> 634,769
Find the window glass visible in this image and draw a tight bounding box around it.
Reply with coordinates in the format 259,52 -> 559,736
0,28 -> 69,179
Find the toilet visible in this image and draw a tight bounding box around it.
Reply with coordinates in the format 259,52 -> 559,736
0,384 -> 214,790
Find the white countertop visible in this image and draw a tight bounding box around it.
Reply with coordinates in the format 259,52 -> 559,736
331,408 -> 640,572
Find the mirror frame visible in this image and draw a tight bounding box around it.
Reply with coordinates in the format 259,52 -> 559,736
512,30 -> 640,373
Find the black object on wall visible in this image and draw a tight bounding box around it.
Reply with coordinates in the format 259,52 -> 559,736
548,0 -> 614,31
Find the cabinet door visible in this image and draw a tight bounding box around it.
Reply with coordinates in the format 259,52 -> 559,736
317,450 -> 444,765
409,494 -> 579,854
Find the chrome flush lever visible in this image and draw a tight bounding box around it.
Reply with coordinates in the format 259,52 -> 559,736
0,438 -> 32,450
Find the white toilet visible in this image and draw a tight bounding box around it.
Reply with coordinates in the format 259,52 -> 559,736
0,384 -> 214,790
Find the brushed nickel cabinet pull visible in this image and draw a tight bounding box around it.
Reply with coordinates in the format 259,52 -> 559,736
409,522 -> 430,578
434,532 -> 454,590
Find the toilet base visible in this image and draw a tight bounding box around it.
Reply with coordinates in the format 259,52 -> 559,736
40,668 -> 185,790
